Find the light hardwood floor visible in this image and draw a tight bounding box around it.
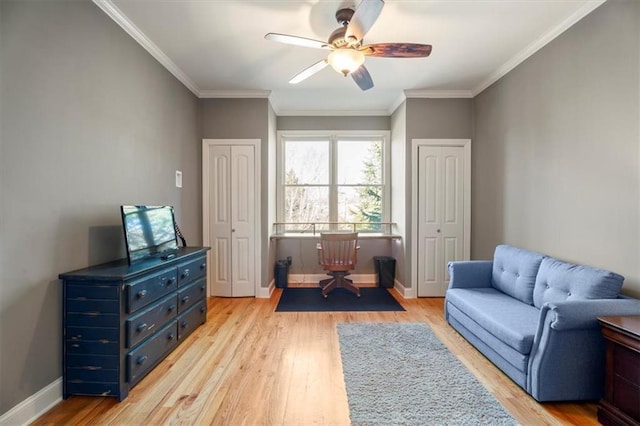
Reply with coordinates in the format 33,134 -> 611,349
33,288 -> 598,425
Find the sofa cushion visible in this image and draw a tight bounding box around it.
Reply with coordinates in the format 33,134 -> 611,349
446,287 -> 540,354
533,258 -> 624,309
492,245 -> 545,305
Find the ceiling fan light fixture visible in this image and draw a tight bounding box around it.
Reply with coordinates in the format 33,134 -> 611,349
327,49 -> 365,76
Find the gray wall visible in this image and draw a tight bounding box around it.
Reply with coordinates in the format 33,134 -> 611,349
277,115 -> 390,131
402,98 -> 474,288
199,98 -> 271,287
473,0 -> 640,297
390,101 -> 408,285
0,0 -> 199,415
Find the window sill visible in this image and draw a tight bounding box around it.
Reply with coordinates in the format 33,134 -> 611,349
270,233 -> 402,240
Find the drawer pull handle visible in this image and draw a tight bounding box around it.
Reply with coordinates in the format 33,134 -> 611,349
200,306 -> 206,313
71,343 -> 80,348
136,323 -> 148,332
181,295 -> 190,304
168,304 -> 176,312
137,355 -> 148,365
181,269 -> 190,279
181,321 -> 188,329
99,339 -> 110,344
85,366 -> 102,371
200,263 -> 206,270
166,278 -> 175,286
137,290 -> 147,298
168,333 -> 175,340
200,285 -> 205,291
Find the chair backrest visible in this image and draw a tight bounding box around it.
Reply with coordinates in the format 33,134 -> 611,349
318,232 -> 358,270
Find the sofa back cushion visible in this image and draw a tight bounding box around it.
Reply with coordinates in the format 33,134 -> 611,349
492,245 -> 545,305
533,257 -> 624,308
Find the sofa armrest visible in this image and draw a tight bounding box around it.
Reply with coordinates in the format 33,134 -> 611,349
447,261 -> 493,289
527,297 -> 640,401
541,298 -> 640,331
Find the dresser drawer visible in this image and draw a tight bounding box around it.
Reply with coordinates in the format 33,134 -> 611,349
66,284 -> 118,300
178,301 -> 206,341
67,326 -> 119,342
177,279 -> 206,314
67,367 -> 118,383
66,312 -> 118,327
65,382 -> 119,398
127,320 -> 178,384
178,257 -> 207,287
67,354 -> 119,370
66,299 -> 119,314
126,293 -> 178,348
67,339 -> 118,355
126,268 -> 178,313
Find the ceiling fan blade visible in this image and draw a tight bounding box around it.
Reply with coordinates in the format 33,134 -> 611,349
351,65 -> 374,91
345,0 -> 384,46
265,33 -> 330,50
360,43 -> 432,58
289,59 -> 329,84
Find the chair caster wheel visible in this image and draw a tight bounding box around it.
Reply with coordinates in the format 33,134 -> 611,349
323,294 -> 328,299
357,294 -> 361,298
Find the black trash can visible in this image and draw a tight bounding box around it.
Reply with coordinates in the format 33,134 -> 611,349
373,256 -> 396,288
275,260 -> 289,288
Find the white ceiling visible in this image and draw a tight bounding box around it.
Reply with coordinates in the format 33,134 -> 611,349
97,0 -> 605,115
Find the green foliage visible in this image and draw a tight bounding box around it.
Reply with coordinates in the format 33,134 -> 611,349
350,142 -> 383,230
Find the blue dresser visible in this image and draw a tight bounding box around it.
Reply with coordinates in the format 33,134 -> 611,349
59,247 -> 209,401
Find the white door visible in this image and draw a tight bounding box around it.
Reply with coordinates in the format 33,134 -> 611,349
205,144 -> 256,297
417,145 -> 466,297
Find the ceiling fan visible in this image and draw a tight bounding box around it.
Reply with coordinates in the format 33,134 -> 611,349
264,0 -> 432,91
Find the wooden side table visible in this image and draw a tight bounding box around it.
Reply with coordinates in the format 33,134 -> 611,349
597,316 -> 640,426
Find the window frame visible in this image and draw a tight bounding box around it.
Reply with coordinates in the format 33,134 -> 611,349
276,130 -> 391,233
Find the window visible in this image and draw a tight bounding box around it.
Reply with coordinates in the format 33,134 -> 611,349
277,131 -> 390,233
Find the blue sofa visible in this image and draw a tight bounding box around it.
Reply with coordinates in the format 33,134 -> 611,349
445,244 -> 640,401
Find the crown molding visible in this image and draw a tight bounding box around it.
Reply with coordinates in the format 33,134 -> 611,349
472,0 -> 606,96
92,0 -> 200,96
199,90 -> 271,99
388,92 -> 407,115
404,90 -> 473,99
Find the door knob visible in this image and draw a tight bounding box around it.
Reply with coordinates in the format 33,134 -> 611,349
232,229 -> 236,232
437,229 -> 441,233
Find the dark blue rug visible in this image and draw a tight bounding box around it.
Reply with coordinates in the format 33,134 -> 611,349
275,287 -> 405,312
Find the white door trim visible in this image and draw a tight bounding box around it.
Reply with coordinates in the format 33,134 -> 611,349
203,139 -> 261,297
411,139 -> 471,295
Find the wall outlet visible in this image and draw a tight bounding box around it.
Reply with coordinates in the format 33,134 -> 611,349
175,170 -> 182,188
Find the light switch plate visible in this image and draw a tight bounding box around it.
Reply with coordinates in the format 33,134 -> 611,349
175,170 -> 182,188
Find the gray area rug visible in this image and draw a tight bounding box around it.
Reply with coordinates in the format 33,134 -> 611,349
337,323 -> 518,426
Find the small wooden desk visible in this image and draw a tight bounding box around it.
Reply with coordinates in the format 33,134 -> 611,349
597,315 -> 640,426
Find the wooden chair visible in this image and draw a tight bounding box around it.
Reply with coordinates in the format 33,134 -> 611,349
317,232 -> 360,298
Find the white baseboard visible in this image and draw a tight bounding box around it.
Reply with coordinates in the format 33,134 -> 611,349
393,278 -> 415,298
257,280 -> 275,298
0,378 -> 62,426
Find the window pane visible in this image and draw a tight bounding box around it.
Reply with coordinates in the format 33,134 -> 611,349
284,140 -> 329,184
337,140 -> 382,185
284,186 -> 329,223
337,186 -> 383,230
